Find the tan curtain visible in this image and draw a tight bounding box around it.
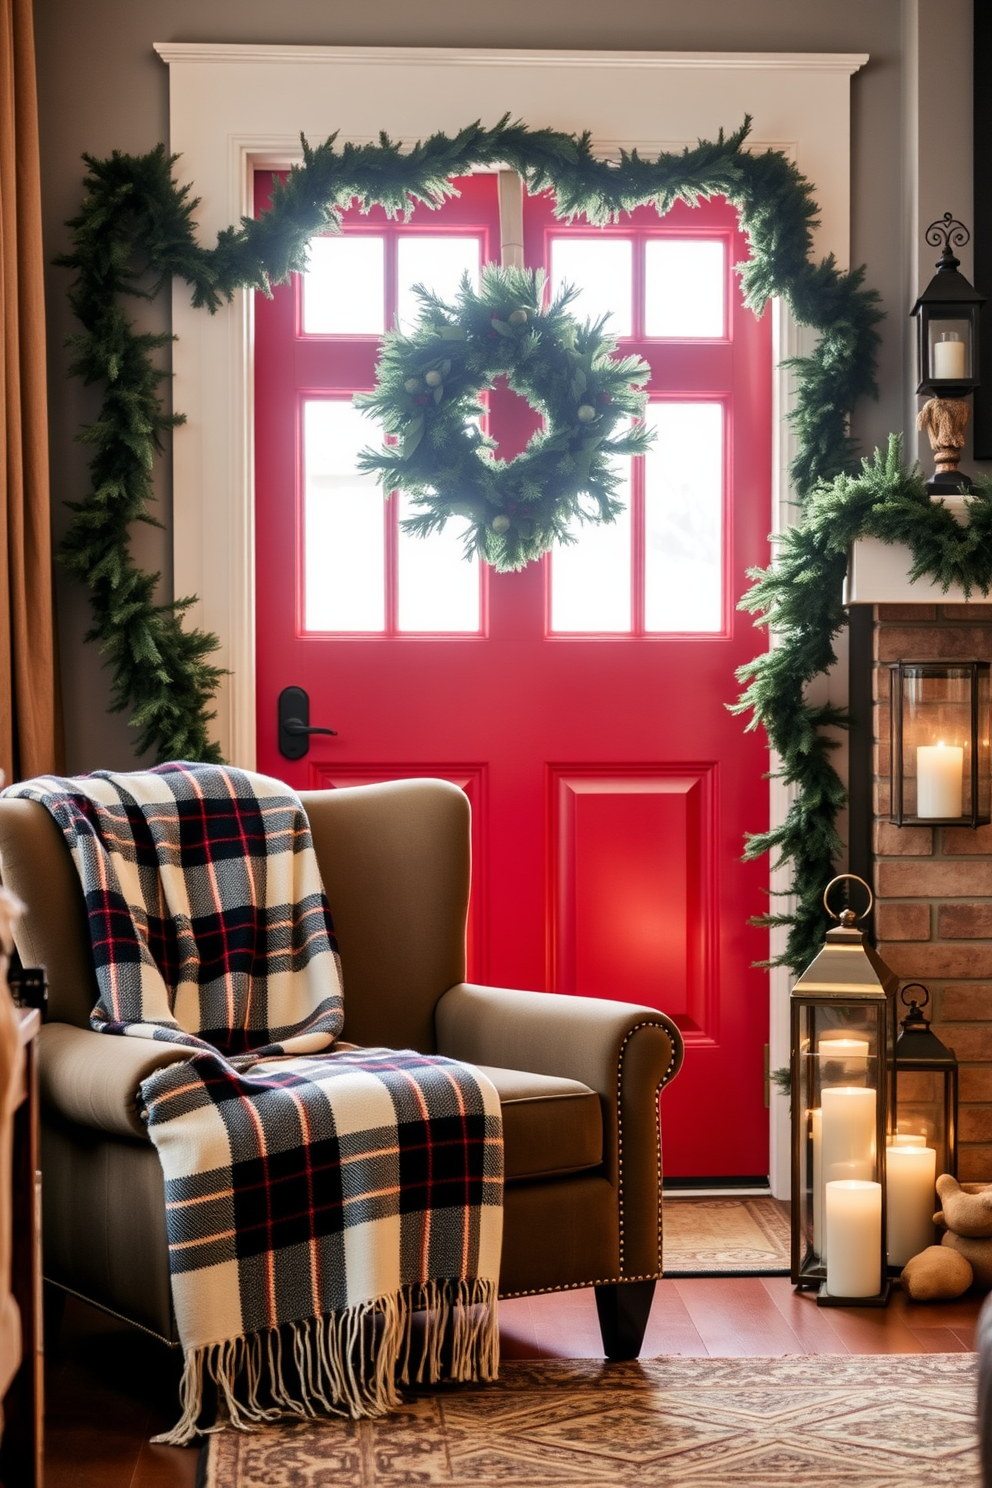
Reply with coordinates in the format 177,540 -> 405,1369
0,0 -> 59,782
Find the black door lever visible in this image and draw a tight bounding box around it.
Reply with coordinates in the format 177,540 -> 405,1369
278,686 -> 338,760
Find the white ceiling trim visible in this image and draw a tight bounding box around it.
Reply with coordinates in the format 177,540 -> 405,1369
154,43 -> 869,74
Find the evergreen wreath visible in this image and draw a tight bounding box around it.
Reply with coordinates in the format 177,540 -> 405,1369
355,264 -> 652,571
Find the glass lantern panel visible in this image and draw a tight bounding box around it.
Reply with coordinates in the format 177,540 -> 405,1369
979,666 -> 992,822
926,316 -> 973,380
795,999 -> 887,1279
893,1068 -> 952,1179
898,665 -> 973,820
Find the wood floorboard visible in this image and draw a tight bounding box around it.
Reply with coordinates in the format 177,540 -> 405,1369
670,1276 -> 809,1356
42,1279 -> 985,1487
904,1325 -> 973,1353
758,1276 -> 852,1354
642,1280 -> 709,1357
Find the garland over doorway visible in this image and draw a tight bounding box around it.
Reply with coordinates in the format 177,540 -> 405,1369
59,114 -> 889,957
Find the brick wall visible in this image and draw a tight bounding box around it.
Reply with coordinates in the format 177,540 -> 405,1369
873,603 -> 992,1181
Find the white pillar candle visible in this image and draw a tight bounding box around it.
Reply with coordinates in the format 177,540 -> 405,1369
917,743 -> 963,818
933,335 -> 967,380
825,1180 -> 882,1297
891,1131 -> 927,1146
811,1108 -> 823,1258
886,1144 -> 937,1267
821,1086 -> 876,1185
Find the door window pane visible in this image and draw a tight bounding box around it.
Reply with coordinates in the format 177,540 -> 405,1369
397,236 -> 481,332
549,237 -> 633,337
550,463 -> 633,633
303,237 -> 385,334
645,239 -> 726,338
303,400 -> 385,631
644,403 -> 723,633
397,494 -> 481,632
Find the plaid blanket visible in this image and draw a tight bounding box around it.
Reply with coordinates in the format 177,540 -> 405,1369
6,764 -> 503,1441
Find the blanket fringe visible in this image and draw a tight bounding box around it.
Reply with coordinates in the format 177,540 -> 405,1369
153,1277 -> 500,1446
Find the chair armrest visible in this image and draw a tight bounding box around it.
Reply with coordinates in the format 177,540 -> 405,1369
437,984 -> 684,1279
39,1022 -> 192,1140
435,982 -> 683,1102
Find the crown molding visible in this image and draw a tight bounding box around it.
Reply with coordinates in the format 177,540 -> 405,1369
154,42 -> 869,75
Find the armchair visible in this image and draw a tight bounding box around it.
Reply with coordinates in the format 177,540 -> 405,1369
0,777 -> 683,1362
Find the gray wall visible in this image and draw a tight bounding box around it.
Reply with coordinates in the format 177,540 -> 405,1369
32,0 -> 945,769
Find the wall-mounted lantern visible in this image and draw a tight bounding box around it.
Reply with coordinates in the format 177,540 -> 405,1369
889,660 -> 991,827
912,213 -> 986,495
790,876 -> 896,1306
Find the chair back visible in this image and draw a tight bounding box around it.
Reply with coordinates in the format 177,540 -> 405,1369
301,779 -> 470,1053
0,777 -> 471,1053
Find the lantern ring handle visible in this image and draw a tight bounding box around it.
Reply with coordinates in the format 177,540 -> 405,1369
822,873 -> 874,923
900,981 -> 931,1011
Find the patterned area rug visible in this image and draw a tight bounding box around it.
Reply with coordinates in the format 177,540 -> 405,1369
197,1354 -> 978,1487
662,1195 -> 791,1274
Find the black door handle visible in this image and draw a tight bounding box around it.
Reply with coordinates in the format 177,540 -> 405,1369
283,720 -> 337,737
278,686 -> 337,760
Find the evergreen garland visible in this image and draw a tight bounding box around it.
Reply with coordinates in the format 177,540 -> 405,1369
58,114 -> 882,766
60,112 -> 929,971
356,265 -> 652,570
735,437 -> 992,974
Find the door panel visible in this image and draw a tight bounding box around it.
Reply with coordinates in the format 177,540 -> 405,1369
254,178 -> 771,1176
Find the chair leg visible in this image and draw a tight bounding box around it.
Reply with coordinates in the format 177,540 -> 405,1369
594,1279 -> 655,1361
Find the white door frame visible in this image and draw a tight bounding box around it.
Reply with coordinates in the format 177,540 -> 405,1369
156,43 -> 867,1193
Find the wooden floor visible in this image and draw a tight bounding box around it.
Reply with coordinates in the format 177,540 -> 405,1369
43,1280 -> 983,1488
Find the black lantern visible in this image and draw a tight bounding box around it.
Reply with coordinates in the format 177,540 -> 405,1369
884,984 -> 958,1270
911,214 -> 986,494
889,660 -> 991,826
913,215 -> 984,397
791,876 -> 897,1306
893,982 -> 958,1180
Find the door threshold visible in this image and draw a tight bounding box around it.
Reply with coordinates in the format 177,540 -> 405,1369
665,1177 -> 771,1200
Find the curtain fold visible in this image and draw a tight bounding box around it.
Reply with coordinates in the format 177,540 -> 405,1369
0,0 -> 59,782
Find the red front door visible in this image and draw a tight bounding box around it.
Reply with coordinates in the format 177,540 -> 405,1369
253,175 -> 771,1178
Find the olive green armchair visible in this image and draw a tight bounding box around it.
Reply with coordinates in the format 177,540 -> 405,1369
0,777 -> 683,1360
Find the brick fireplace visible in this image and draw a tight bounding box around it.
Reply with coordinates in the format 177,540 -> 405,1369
873,602 -> 992,1182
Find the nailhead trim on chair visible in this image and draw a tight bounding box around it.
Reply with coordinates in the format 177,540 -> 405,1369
501,1018 -> 681,1299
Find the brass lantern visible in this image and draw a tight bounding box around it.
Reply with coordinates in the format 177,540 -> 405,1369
889,660 -> 991,827
791,876 -> 897,1305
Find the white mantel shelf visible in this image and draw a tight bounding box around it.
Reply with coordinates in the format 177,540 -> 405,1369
846,536 -> 981,605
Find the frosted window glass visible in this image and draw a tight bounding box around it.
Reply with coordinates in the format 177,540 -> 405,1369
550,238 -> 632,337
645,239 -> 726,338
550,464 -> 632,633
397,494 -> 481,632
644,403 -> 723,633
303,237 -> 385,334
397,237 -> 481,332
303,400 -> 384,631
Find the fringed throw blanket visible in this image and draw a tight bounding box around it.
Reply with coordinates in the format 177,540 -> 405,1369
6,764 -> 503,1442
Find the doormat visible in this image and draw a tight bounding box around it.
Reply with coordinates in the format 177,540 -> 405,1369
662,1195 -> 791,1276
196,1353 -> 978,1487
